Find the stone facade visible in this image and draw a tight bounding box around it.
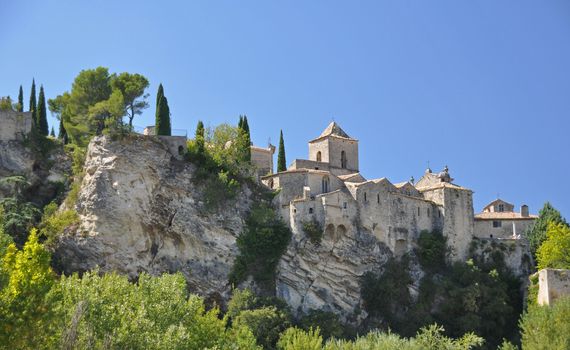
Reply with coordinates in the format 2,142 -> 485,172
537,269 -> 570,306
251,144 -> 275,179
0,110 -> 33,141
474,199 -> 537,239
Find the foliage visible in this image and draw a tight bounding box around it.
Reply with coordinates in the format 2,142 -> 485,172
277,129 -> 287,172
0,97 -> 15,111
38,203 -> 79,246
111,72 -> 149,127
519,296 -> 570,350
49,271 -> 258,350
49,67 -> 149,147
29,79 -> 37,123
17,85 -> 23,112
195,120 -> 205,157
302,219 -> 323,245
524,202 -> 567,261
237,115 -> 251,163
0,176 -> 41,245
278,324 -> 483,350
298,310 -> 343,340
417,230 -> 447,271
37,85 -> 49,136
234,306 -> 291,349
0,229 -> 57,349
230,204 -> 292,289
155,83 -> 171,136
536,222 -> 570,270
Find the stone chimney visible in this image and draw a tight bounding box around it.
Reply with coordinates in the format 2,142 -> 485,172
521,205 -> 529,217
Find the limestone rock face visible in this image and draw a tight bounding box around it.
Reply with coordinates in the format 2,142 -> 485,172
276,227 -> 393,322
0,140 -> 70,206
54,135 -> 252,301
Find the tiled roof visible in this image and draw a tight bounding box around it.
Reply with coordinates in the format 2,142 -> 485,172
309,122 -> 357,143
475,212 -> 538,220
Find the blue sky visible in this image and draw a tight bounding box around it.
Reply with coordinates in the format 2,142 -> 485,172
1,1 -> 569,217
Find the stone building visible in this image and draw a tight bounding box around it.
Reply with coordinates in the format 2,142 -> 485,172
474,199 -> 537,239
537,268 -> 570,306
0,110 -> 33,141
251,144 -> 275,179
262,122 -> 479,260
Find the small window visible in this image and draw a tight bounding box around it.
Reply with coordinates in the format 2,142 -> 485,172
377,194 -> 380,204
343,202 -> 347,209
309,208 -> 314,214
322,176 -> 330,193
417,207 -> 420,216
493,221 -> 502,228
293,209 -> 297,214
341,151 -> 347,169
438,210 -> 441,218
178,145 -> 184,155
498,204 -> 504,212
427,208 -> 430,216
316,151 -> 322,162
364,192 -> 367,202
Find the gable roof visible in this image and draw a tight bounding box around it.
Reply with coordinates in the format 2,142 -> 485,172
482,199 -> 514,211
309,122 -> 357,143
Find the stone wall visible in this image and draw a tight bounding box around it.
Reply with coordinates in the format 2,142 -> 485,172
326,137 -> 359,172
474,218 -> 534,239
538,269 -> 570,306
251,146 -> 274,178
0,110 -> 32,141
156,136 -> 187,160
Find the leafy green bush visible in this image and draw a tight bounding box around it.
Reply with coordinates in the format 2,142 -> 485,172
230,204 -> 292,290
520,296 -> 570,350
234,306 -> 291,350
38,202 -> 79,245
417,230 -> 447,271
536,222 -> 570,270
302,219 -> 323,245
298,309 -> 343,340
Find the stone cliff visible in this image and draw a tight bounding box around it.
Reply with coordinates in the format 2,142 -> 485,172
54,135 -> 253,302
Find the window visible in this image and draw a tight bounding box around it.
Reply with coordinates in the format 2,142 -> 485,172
268,179 -> 274,189
417,207 -> 420,216
438,210 -> 441,218
498,204 -> 504,212
427,208 -> 430,216
364,192 -> 367,202
322,176 -> 330,193
377,194 -> 380,204
343,202 -> 347,209
493,221 -> 502,228
309,208 -> 314,214
316,151 -> 322,162
341,151 -> 347,169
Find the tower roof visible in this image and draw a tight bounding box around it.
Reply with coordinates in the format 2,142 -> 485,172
309,122 -> 357,143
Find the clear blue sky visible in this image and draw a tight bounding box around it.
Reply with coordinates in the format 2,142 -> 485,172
1,1 -> 569,217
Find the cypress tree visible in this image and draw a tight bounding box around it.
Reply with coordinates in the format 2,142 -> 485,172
29,79 -> 37,124
241,115 -> 251,162
195,120 -> 205,155
37,85 -> 49,136
155,85 -> 171,136
50,127 -> 55,137
277,130 -> 286,172
58,118 -> 68,144
17,85 -> 23,112
238,115 -> 243,130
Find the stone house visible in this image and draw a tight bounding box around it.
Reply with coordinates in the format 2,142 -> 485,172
0,110 -> 33,141
474,199 -> 537,239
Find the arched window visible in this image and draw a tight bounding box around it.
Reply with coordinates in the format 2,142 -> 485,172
316,151 -> 322,162
341,151 -> 347,169
322,176 -> 330,193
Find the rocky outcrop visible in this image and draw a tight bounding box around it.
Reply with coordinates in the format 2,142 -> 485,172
0,140 -> 70,206
54,135 -> 253,302
276,227 -> 394,322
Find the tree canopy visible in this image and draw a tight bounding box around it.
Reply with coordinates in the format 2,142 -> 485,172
525,202 -> 567,260
277,130 -> 286,172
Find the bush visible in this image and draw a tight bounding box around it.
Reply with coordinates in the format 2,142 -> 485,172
38,203 -> 79,245
230,204 -> 292,290
536,222 -> 570,270
234,306 -> 291,350
520,296 -> 570,350
417,230 -> 447,271
298,309 -> 343,340
302,219 -> 323,245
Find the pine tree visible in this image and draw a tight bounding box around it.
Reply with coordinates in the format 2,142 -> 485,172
29,79 -> 37,124
155,85 -> 171,136
17,85 -> 24,112
525,202 -> 568,260
36,86 -> 49,136
195,120 -> 205,155
277,130 -> 286,172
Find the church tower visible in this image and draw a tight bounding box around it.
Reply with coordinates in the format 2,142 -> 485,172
308,122 -> 359,175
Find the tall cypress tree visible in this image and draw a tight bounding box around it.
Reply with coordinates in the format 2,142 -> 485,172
195,120 -> 205,156
17,85 -> 24,112
241,115 -> 251,162
50,127 -> 55,137
238,115 -> 244,130
155,84 -> 171,136
277,130 -> 286,172
29,79 -> 37,124
37,85 -> 49,136
58,118 -> 68,144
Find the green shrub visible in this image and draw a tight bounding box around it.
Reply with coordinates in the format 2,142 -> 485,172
229,204 -> 292,290
417,230 -> 447,271
38,203 -> 79,245
234,306 -> 291,350
520,296 -> 570,350
298,309 -> 343,340
302,219 -> 323,245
